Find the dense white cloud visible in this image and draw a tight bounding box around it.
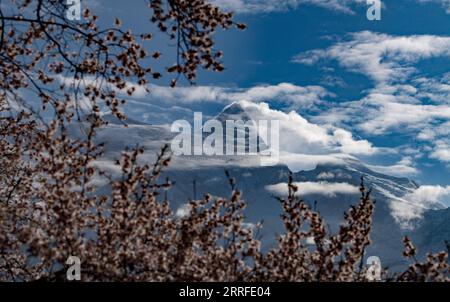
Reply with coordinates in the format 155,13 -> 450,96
239,100 -> 376,156
332,128 -> 375,155
269,153 -> 352,172
389,185 -> 450,229
407,185 -> 450,207
235,100 -> 379,172
266,181 -> 360,197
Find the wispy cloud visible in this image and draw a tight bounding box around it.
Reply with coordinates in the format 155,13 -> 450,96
210,0 -> 367,14
131,83 -> 333,110
293,31 -> 450,85
295,32 -> 450,164
430,140 -> 450,162
417,0 -> 450,13
367,157 -> 420,177
212,0 -> 450,15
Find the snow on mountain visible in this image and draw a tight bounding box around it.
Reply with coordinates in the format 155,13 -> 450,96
82,102 -> 449,270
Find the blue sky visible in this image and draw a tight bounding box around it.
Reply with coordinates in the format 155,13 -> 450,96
86,0 -> 450,191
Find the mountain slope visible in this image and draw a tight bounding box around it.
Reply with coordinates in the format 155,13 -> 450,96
85,106 -> 449,271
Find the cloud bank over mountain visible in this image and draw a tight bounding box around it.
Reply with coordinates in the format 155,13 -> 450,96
266,181 -> 360,197
389,185 -> 450,229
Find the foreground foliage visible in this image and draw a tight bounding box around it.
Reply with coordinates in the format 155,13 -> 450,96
0,0 -> 448,282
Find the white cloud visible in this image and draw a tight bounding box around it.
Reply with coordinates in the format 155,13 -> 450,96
317,171 -> 335,179
142,83 -> 332,110
332,128 -> 374,155
293,31 -> 450,84
324,92 -> 450,163
407,185 -> 450,207
239,100 -> 377,157
210,0 -> 366,14
312,82 -> 450,147
58,75 -> 334,124
357,96 -> 450,135
272,153 -> 351,172
389,185 -> 450,229
58,73 -> 390,174
69,73 -> 429,177
266,181 -> 360,197
430,140 -> 450,162
367,157 -> 420,177
169,98 -> 379,173
112,83 -> 333,124
296,32 -> 450,164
